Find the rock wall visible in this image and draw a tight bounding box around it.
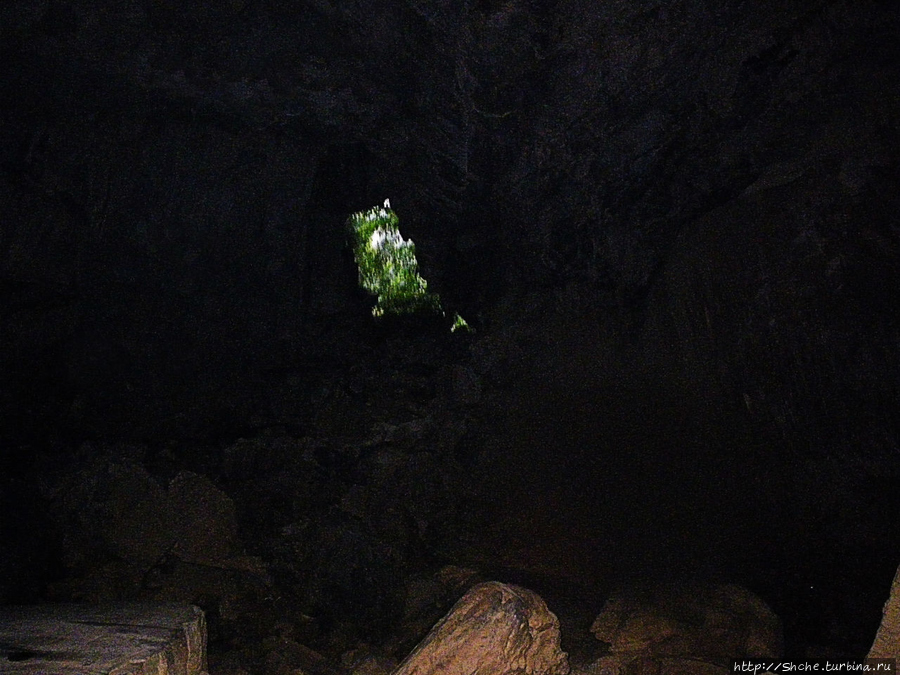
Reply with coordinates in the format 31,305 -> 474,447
2,0 -> 898,442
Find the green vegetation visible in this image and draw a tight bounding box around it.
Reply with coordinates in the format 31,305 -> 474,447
347,200 -> 442,317
450,312 -> 470,332
346,200 -> 472,331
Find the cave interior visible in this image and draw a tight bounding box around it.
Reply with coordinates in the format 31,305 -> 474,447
1,0 -> 900,669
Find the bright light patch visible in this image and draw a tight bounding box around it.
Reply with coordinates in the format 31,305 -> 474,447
347,201 -> 442,317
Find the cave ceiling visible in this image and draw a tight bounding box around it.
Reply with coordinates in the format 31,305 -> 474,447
1,0 -> 898,441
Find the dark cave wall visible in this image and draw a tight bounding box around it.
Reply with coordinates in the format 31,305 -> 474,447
0,0 -> 483,439
644,170 -> 900,456
1,95 -> 329,437
1,0 -> 898,446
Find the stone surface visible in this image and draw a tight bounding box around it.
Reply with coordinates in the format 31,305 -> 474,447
0,603 -> 207,675
387,566 -> 483,657
58,459 -> 176,569
393,581 -> 569,675
47,455 -> 245,603
589,584 -> 781,674
869,564 -> 900,659
168,470 -> 240,565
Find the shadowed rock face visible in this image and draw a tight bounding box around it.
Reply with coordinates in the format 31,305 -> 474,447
1,0 -> 897,444
590,583 -> 782,662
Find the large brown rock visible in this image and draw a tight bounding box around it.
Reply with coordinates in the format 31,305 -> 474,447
588,583 -> 781,675
869,564 -> 900,659
394,581 -> 570,675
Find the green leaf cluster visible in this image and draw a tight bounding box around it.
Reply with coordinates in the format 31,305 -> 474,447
347,202 -> 442,317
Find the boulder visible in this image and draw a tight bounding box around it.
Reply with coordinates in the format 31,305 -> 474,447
394,581 -> 570,675
388,566 -> 482,656
304,513 -> 406,638
869,564 -> 900,659
0,603 -> 206,675
588,583 -> 782,675
48,456 -> 245,604
57,460 -> 175,569
168,470 -> 240,565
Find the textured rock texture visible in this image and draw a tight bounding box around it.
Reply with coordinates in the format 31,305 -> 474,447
0,603 -> 207,675
587,583 -> 781,674
168,470 -> 240,566
869,565 -> 900,659
49,457 -> 240,577
394,581 -> 570,675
